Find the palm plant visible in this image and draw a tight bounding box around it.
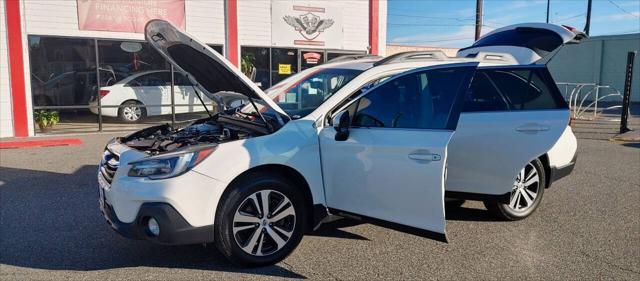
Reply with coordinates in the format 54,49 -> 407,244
34,110 -> 60,131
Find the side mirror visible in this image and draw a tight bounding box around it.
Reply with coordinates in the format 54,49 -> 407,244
332,110 -> 350,141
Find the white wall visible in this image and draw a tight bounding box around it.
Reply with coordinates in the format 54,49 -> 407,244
1,1 -> 14,138
22,0 -> 225,44
377,0 -> 387,56
238,0 -> 373,51
238,0 -> 271,47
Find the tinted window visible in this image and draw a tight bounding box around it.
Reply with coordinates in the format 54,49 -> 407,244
351,68 -> 471,129
466,28 -> 563,56
486,69 -> 564,110
463,72 -> 508,112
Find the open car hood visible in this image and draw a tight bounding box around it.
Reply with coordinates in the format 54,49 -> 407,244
144,20 -> 289,119
457,23 -> 588,64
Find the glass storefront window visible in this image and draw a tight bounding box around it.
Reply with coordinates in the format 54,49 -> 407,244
95,40 -> 172,127
271,48 -> 298,86
241,47 -> 270,89
29,36 -> 97,107
28,36 -> 99,134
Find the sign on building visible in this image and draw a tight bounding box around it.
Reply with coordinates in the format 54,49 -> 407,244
77,0 -> 186,33
271,1 -> 343,49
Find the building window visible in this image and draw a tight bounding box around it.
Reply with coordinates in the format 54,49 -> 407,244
240,47 -> 270,89
29,36 -> 97,106
271,48 -> 298,86
207,44 -> 224,55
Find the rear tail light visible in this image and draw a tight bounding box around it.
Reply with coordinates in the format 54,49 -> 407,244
99,90 -> 110,98
561,25 -> 576,32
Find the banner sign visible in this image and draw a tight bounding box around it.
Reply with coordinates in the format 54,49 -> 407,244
77,0 -> 185,33
271,1 -> 343,49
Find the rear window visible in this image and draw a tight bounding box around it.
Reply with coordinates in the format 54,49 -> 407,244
463,72 -> 509,112
484,68 -> 566,110
465,28 -> 563,56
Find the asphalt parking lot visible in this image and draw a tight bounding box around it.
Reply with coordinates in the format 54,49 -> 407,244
1,132 -> 639,280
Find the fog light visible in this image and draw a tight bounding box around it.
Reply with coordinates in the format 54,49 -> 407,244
147,218 -> 160,236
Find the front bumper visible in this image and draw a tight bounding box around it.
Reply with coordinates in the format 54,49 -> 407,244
101,200 -> 215,245
97,138 -> 227,245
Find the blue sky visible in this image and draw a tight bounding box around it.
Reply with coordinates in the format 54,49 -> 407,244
387,0 -> 640,47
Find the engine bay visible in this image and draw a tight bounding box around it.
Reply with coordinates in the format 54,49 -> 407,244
121,116 -> 265,155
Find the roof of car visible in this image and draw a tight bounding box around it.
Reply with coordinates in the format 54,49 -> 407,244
320,50 -> 521,73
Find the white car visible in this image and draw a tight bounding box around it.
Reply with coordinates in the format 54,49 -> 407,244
89,70 -> 217,122
98,21 -> 581,266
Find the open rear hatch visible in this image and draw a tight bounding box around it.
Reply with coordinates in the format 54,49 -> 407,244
457,23 -> 587,64
144,19 -> 289,124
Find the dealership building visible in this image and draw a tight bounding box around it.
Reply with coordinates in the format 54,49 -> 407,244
0,0 -> 388,137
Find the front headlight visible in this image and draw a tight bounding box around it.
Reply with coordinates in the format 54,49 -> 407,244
128,146 -> 215,180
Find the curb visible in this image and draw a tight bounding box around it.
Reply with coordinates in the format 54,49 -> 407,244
0,138 -> 84,149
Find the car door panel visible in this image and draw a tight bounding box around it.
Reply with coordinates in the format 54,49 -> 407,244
446,66 -> 570,197
320,127 -> 452,238
319,63 -> 477,241
446,110 -> 569,196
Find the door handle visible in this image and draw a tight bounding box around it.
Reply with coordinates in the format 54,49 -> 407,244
516,124 -> 550,133
408,152 -> 441,162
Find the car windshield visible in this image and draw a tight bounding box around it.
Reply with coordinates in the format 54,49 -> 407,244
239,67 -> 363,119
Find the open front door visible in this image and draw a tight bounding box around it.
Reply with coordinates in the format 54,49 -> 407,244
319,63 -> 477,241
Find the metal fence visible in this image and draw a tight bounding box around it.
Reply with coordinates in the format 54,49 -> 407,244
556,82 -> 625,120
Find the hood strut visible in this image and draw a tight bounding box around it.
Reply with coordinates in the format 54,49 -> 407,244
190,85 -> 213,118
247,97 -> 274,133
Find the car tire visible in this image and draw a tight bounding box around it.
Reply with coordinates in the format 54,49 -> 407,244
484,159 -> 546,221
214,172 -> 307,267
118,101 -> 146,123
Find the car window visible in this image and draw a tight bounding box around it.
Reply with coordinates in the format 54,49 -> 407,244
127,72 -> 171,87
467,28 -> 563,56
330,75 -> 394,120
271,68 -> 362,117
463,72 -> 508,112
486,69 -> 564,110
350,68 -> 471,130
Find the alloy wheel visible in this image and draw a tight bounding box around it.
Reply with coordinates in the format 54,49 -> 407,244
508,163 -> 540,212
232,189 -> 296,256
122,106 -> 142,121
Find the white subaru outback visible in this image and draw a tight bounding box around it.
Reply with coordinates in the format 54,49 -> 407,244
98,20 -> 582,266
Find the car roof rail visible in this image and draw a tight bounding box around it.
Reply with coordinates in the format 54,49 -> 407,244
462,51 -> 519,65
373,51 -> 449,66
326,54 -> 382,63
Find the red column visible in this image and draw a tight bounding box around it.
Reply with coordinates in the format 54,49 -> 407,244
5,0 -> 29,137
369,0 -> 379,55
225,0 -> 239,66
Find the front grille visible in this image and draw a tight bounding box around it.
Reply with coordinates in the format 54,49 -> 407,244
100,148 -> 120,184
